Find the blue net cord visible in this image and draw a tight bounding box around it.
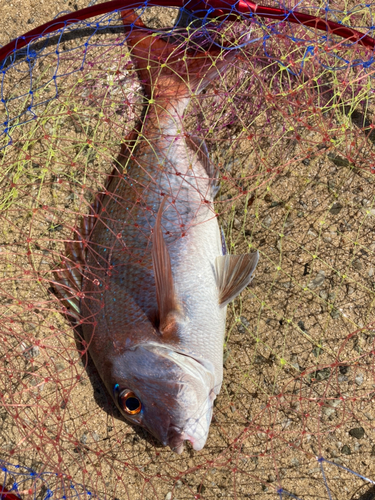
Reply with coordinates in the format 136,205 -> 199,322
1,0 -> 375,63
2,457 -> 375,499
1,2 -> 375,150
0,460 -> 96,500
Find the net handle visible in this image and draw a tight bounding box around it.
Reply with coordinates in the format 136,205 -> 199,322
0,0 -> 374,66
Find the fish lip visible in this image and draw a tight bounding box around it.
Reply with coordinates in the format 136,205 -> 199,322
168,425 -> 207,454
168,425 -> 185,454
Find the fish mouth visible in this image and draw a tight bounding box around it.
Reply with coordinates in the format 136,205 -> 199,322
167,425 -> 207,454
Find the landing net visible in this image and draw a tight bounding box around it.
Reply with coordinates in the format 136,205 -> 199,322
1,2 -> 375,499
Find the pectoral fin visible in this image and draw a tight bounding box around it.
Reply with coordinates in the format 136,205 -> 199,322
215,252 -> 259,308
152,198 -> 179,336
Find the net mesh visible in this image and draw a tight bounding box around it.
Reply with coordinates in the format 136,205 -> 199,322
1,2 -> 375,499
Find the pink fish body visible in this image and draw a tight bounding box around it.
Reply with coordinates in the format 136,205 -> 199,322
54,11 -> 258,453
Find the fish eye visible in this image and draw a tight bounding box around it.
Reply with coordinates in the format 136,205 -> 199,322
119,389 -> 142,415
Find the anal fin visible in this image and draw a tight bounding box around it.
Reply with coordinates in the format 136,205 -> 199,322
186,135 -> 219,196
220,226 -> 227,256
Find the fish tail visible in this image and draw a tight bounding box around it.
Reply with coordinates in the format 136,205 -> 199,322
120,9 -> 238,100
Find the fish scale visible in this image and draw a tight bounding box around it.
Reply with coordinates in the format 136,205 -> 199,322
53,9 -> 259,453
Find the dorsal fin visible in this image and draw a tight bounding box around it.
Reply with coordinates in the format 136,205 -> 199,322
51,218 -> 91,324
152,198 -> 179,335
215,252 -> 259,308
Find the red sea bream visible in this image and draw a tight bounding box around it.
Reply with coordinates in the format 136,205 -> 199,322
54,10 -> 258,453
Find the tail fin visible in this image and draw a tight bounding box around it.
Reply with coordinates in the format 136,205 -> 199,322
120,9 -> 237,99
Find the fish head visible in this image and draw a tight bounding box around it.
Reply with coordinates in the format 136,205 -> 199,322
111,343 -> 216,453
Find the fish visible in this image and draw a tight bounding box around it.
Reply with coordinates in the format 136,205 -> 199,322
53,10 -> 259,454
